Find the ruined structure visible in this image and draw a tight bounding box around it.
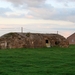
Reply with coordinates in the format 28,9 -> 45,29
67,33 -> 75,44
0,32 -> 69,49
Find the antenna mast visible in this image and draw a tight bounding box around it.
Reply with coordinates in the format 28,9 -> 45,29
21,27 -> 23,33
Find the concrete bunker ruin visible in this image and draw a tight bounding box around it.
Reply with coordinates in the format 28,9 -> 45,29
0,32 -> 69,49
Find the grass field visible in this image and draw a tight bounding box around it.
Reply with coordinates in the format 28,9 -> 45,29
0,45 -> 75,75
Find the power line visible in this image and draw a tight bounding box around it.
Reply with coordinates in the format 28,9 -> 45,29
0,27 -> 72,35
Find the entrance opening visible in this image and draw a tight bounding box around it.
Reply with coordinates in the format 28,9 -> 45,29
46,40 -> 48,43
45,40 -> 50,47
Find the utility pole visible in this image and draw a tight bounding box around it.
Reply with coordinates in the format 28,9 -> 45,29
57,31 -> 58,34
21,27 -> 23,33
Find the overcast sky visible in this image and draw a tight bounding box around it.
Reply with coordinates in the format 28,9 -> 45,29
0,0 -> 75,37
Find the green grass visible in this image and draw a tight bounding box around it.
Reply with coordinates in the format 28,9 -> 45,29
0,45 -> 75,75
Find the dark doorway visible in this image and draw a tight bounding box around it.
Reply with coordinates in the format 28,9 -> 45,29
45,40 -> 50,47
46,40 -> 48,43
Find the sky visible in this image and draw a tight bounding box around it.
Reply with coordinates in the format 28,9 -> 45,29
0,0 -> 75,38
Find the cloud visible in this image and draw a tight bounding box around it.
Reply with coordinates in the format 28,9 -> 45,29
0,7 -> 28,18
54,0 -> 75,2
51,8 -> 75,21
0,7 -> 12,17
5,12 -> 26,18
27,6 -> 75,22
3,0 -> 46,7
1,0 -> 75,22
27,4 -> 55,19
3,0 -> 75,5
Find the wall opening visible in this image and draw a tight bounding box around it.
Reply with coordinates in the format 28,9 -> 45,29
45,40 -> 50,47
46,40 -> 48,43
55,41 -> 60,45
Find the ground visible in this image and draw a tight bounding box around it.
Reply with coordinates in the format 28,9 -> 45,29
0,45 -> 75,75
